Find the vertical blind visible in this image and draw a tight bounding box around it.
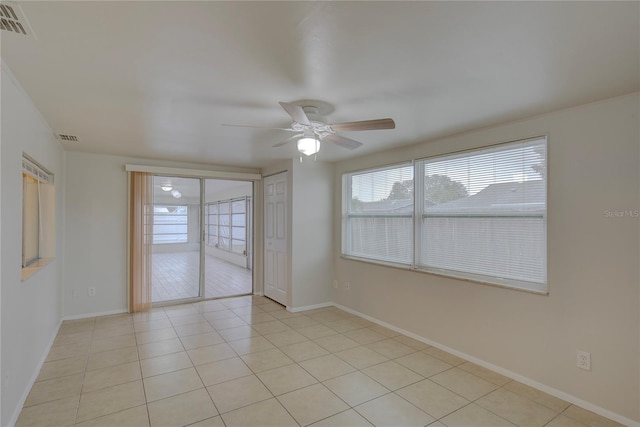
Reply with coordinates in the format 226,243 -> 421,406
22,156 -> 54,268
129,172 -> 153,312
343,136 -> 547,293
22,174 -> 40,267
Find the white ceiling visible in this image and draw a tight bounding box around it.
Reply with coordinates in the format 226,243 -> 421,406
2,1 -> 638,168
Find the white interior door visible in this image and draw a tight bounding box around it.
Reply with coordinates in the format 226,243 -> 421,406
263,172 -> 288,305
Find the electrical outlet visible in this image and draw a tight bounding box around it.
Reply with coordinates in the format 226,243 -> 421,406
88,287 -> 96,297
577,350 -> 591,371
345,281 -> 351,291
333,279 -> 338,289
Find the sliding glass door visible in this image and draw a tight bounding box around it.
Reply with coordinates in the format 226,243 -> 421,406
149,176 -> 253,304
203,179 -> 253,298
151,176 -> 201,303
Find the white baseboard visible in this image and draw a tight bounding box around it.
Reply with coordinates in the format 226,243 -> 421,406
287,302 -> 333,313
62,308 -> 128,321
9,309 -> 126,425
333,303 -> 639,427
9,302 -> 636,427
8,318 -> 63,427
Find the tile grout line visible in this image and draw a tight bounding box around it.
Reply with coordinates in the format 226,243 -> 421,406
132,317 -> 152,427
187,300 -> 226,425
17,298 -> 617,427
72,316 -> 96,426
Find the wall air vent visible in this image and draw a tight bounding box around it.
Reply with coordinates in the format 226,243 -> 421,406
0,3 -> 33,37
58,134 -> 79,142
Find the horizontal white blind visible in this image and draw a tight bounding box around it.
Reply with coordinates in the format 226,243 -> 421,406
340,136 -> 547,293
343,164 -> 414,265
418,137 -> 547,291
22,174 -> 40,267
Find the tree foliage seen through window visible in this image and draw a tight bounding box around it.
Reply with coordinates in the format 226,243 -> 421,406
386,182 -> 412,200
424,174 -> 468,204
383,175 -> 468,204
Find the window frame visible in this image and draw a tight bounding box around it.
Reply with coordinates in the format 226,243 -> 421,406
151,204 -> 189,245
341,136 -> 548,294
21,154 -> 55,280
342,162 -> 415,267
205,196 -> 249,256
22,173 -> 41,267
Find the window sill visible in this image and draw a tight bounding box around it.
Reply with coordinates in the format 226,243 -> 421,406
21,257 -> 55,281
339,254 -> 548,296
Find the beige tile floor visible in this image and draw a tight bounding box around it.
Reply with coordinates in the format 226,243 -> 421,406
16,296 -> 625,427
152,252 -> 252,303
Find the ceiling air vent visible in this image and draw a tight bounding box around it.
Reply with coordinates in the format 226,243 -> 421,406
0,3 -> 33,36
58,134 -> 79,142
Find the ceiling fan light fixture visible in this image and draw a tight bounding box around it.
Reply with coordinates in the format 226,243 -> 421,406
297,137 -> 320,156
161,185 -> 173,191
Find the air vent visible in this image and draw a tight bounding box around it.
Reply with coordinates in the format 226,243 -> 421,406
0,3 -> 32,36
58,134 -> 79,142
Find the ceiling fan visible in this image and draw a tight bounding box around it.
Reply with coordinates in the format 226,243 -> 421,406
224,101 -> 395,156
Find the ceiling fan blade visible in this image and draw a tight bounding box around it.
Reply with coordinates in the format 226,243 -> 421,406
330,118 -> 395,132
324,134 -> 364,150
272,134 -> 303,148
279,102 -> 311,125
221,123 -> 296,131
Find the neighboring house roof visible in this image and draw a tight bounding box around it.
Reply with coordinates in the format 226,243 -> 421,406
356,198 -> 414,214
427,180 -> 545,214
353,180 -> 545,215
352,196 -> 439,214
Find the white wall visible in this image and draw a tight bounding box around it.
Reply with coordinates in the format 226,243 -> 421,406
291,160 -> 334,309
64,152 -> 130,317
1,64 -> 65,427
63,151 -> 259,317
333,93 -> 640,422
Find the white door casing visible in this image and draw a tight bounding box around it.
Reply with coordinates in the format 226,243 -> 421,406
263,172 -> 288,306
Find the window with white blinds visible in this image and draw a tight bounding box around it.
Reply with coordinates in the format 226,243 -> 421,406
22,154 -> 55,272
342,136 -> 548,293
22,173 -> 41,267
417,137 -> 547,291
343,164 -> 414,265
152,205 -> 188,244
